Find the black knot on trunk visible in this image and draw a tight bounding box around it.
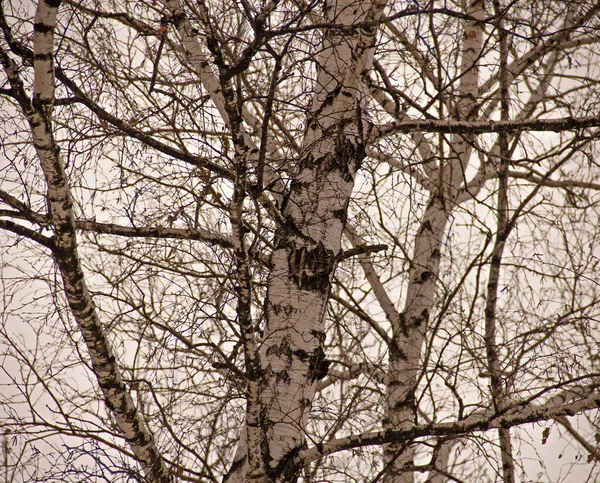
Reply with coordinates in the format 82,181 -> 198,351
288,243 -> 335,291
308,346 -> 330,382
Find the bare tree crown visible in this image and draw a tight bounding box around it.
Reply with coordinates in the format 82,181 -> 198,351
1,1 -> 600,482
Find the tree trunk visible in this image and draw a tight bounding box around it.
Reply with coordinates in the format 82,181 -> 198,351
224,1 -> 387,482
383,2 -> 485,481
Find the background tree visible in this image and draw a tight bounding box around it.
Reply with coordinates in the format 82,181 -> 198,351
2,1 -> 600,482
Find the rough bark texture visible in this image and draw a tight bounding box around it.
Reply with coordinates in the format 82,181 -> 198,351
0,2 -> 172,482
223,1 -> 387,481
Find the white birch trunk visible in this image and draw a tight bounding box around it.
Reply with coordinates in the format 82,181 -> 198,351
224,1 -> 387,481
383,2 -> 485,481
0,2 -> 172,481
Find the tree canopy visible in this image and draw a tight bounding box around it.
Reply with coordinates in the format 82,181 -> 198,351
2,1 -> 600,482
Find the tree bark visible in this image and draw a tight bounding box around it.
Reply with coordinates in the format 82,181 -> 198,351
383,2 -> 485,481
0,2 -> 172,481
223,1 -> 387,481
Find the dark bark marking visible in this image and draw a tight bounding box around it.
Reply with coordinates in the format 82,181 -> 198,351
223,456 -> 246,482
275,370 -> 290,383
298,132 -> 364,182
389,338 -> 407,360
265,337 -> 293,361
288,243 -> 335,291
299,397 -> 311,408
393,392 -> 415,412
33,23 -> 54,34
293,349 -> 308,361
332,208 -> 347,224
333,135 -> 364,182
310,329 -> 326,344
307,346 -> 330,382
270,444 -> 303,483
420,220 -> 433,234
32,51 -> 54,61
401,308 -> 430,329
415,308 -> 429,326
269,302 -> 297,317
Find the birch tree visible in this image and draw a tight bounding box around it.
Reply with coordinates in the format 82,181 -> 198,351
2,1 -> 600,482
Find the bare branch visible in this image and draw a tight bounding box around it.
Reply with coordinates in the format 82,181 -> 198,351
298,389 -> 600,464
377,114 -> 600,136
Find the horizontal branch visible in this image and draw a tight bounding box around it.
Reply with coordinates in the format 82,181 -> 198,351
76,219 -> 234,249
0,189 -> 49,223
0,194 -> 236,251
0,218 -> 54,249
337,243 -> 388,262
509,170 -> 600,191
298,390 -> 600,464
377,115 -> 600,136
317,361 -> 387,391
